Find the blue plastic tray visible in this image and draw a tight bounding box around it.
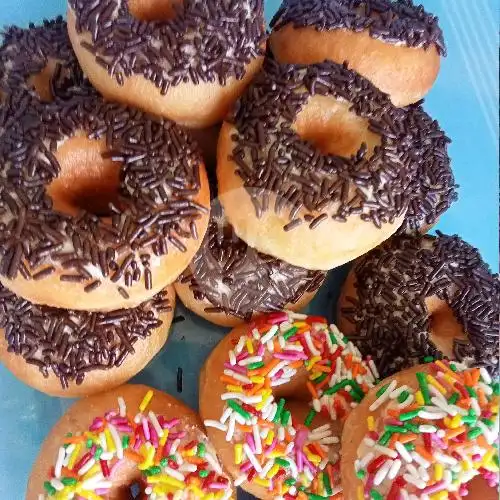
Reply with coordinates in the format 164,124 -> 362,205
0,0 -> 498,498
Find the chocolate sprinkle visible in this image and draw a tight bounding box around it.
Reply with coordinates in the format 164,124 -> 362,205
177,367 -> 183,393
397,102 -> 458,234
228,59 -> 443,230
179,202 -> 325,321
271,0 -> 446,56
0,94 -> 207,296
0,282 -> 172,389
172,315 -> 185,324
341,233 -> 499,376
69,0 -> 266,91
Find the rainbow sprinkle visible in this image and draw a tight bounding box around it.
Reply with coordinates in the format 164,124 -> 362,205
204,312 -> 377,497
40,390 -> 232,499
354,361 -> 500,499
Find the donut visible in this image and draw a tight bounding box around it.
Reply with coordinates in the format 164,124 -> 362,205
341,361 -> 500,499
200,311 -> 378,498
269,0 -> 446,107
0,94 -> 210,311
338,233 -> 500,378
396,103 -> 457,235
218,60 -> 437,271
27,384 -> 234,499
0,282 -> 174,397
66,0 -> 266,128
0,17 -> 91,144
0,16 -> 89,104
175,202 -> 326,326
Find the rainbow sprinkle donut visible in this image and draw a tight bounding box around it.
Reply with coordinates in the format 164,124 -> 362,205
341,361 -> 500,499
28,385 -> 233,499
200,312 -> 378,498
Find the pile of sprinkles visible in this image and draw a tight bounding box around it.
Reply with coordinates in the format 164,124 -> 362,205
40,390 -> 232,499
69,0 -> 266,90
204,312 -> 378,496
270,0 -> 446,55
229,59 -> 422,231
178,203 -> 325,320
0,95 -> 207,296
0,282 -> 172,389
353,360 -> 499,499
341,233 -> 500,377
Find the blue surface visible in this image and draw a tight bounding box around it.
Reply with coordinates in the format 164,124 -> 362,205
0,1 -> 498,499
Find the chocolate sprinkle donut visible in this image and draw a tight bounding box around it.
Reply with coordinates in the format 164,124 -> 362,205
69,0 -> 266,91
398,102 -> 458,234
0,17 -> 93,141
0,95 -> 207,295
0,17 -> 91,103
270,0 -> 446,56
341,233 -> 500,376
178,202 -> 326,321
0,282 -> 172,389
228,59 -> 429,230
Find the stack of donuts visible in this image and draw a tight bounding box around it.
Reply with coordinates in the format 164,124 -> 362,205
0,0 -> 497,499
0,17 -> 207,398
0,3 -> 264,498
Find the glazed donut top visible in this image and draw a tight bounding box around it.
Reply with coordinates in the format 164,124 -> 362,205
204,312 -> 378,496
353,361 -> 499,497
40,389 -> 232,499
270,0 -> 446,55
0,96 -> 207,295
179,203 -> 325,320
397,103 -> 457,234
69,0 -> 266,91
0,282 -> 171,389
342,233 -> 500,376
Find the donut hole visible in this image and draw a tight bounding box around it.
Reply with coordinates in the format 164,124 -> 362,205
47,134 -> 122,217
292,95 -> 381,158
26,59 -> 61,102
128,0 -> 183,21
425,296 -> 468,359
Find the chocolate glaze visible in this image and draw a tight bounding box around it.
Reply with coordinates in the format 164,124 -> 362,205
341,233 -> 499,376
